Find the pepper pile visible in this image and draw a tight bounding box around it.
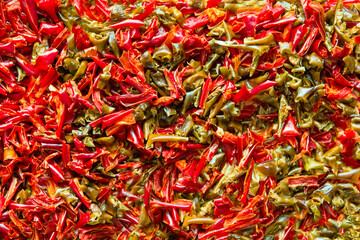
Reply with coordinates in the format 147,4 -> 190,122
1,0 -> 360,239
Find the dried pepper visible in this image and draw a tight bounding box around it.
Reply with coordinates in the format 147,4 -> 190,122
1,0 -> 360,239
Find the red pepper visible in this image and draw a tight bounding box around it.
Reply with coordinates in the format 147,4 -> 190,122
127,125 -> 145,148
163,209 -> 180,230
1,178 -> 21,212
193,139 -> 219,182
291,25 -> 309,52
183,15 -> 209,29
142,18 -> 159,41
228,18 -> 245,33
263,12 -> 297,29
354,35 -> 360,44
271,5 -> 285,20
150,199 -> 193,211
326,85 -> 351,100
69,179 -> 91,209
90,56 -> 107,69
287,176 -> 319,188
163,69 -> 180,99
74,211 -> 90,230
39,22 -> 64,35
34,0 -> 59,22
51,27 -> 70,48
232,81 -> 277,102
199,74 -> 212,109
310,39 -> 328,58
280,217 -> 295,240
94,0 -> 110,19
240,158 -> 253,205
89,109 -> 134,128
133,0 -> 156,20
303,1 -> 325,41
239,143 -> 257,168
119,51 -> 146,82
72,25 -> 92,50
8,202 -> 37,210
62,142 -> 71,165
333,73 -> 352,87
207,0 -> 222,8
240,15 -> 257,37
282,114 -> 300,137
109,19 -> 145,29
48,161 -> 65,182
35,48 -> 59,71
222,81 -> 236,100
0,62 -> 16,82
0,223 -> 9,235
15,53 -> 38,76
35,66 -> 60,97
20,0 -> 38,33
332,42 -> 353,58
298,28 -> 318,56
106,90 -> 158,107
0,43 -> 15,55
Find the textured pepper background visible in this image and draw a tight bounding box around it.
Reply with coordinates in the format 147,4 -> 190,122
0,0 -> 360,239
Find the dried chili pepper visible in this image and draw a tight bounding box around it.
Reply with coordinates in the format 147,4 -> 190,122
1,0 -> 360,239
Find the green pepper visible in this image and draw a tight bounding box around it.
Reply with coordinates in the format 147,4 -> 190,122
221,102 -> 240,118
83,136 -> 96,148
146,134 -> 188,149
111,4 -> 129,21
97,64 -> 112,89
72,60 -> 87,81
277,95 -> 291,137
94,136 -> 115,146
154,6 -> 178,26
176,116 -> 194,137
204,54 -> 220,73
170,43 -> 185,70
143,117 -> 156,140
343,55 -> 356,74
308,53 -> 324,68
63,57 -> 80,73
16,67 -> 26,81
183,70 -> 207,90
81,16 -> 111,33
88,32 -> 110,52
109,32 -> 120,58
244,34 -> 275,45
141,51 -> 157,69
182,87 -> 201,114
351,117 -> 360,133
153,44 -> 173,64
158,107 -> 178,127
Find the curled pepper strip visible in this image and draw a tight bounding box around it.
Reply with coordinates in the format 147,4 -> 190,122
109,19 -> 145,29
232,81 -> 277,102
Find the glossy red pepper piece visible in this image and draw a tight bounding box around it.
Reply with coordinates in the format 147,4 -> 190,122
39,22 -> 64,35
298,28 -> 318,56
291,25 -> 308,52
183,15 -> 209,29
232,81 -> 277,102
69,180 -> 91,209
35,48 -> 59,71
20,0 -> 38,33
109,19 -> 145,29
193,139 -> 219,182
282,114 -> 300,137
